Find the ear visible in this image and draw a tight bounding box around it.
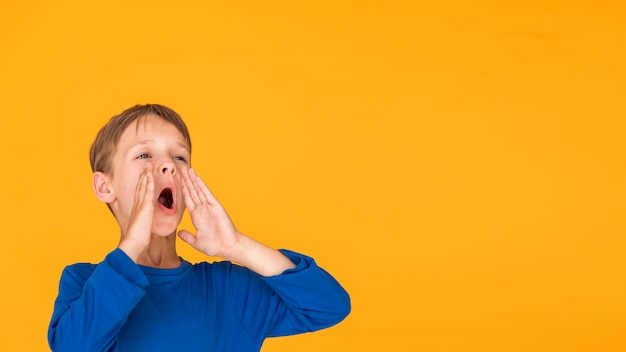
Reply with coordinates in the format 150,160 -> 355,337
92,171 -> 115,203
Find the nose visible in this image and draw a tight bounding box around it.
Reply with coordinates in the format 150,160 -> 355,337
158,159 -> 177,176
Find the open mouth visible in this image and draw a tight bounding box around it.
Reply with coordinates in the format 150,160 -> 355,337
158,188 -> 174,209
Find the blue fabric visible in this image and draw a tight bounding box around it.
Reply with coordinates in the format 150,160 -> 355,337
48,249 -> 350,352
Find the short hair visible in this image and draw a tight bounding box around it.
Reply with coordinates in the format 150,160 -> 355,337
90,104 -> 192,174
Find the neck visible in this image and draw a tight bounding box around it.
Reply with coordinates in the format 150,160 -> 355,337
136,234 -> 181,268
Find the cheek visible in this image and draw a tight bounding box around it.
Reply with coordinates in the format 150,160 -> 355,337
127,174 -> 141,192
119,173 -> 143,200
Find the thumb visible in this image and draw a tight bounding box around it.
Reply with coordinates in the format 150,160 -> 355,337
177,229 -> 197,247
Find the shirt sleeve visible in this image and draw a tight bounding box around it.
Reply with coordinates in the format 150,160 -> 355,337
48,249 -> 150,352
229,249 -> 351,342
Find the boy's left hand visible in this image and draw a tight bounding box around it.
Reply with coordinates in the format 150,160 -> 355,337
177,167 -> 240,258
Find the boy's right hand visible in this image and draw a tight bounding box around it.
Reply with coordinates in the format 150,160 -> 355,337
118,164 -> 155,262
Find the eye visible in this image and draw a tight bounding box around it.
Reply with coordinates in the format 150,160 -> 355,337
173,155 -> 187,163
137,153 -> 151,159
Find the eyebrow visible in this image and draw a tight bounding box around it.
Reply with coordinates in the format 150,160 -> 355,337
134,139 -> 190,150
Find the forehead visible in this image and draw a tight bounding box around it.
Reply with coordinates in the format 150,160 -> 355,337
118,114 -> 188,147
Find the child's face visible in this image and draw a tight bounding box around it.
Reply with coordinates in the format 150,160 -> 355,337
107,114 -> 191,237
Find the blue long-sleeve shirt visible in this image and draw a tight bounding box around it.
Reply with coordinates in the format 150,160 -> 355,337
48,249 -> 350,351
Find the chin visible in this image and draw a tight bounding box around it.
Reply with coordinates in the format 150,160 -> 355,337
151,207 -> 184,236
152,220 -> 180,237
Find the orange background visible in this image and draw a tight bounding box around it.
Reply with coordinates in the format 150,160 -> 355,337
1,1 -> 625,351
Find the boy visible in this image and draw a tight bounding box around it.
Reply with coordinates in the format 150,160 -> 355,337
48,104 -> 350,351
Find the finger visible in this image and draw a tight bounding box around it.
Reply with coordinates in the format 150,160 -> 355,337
144,167 -> 155,200
177,229 -> 198,248
134,170 -> 148,203
183,167 -> 205,206
189,169 -> 217,205
181,179 -> 196,211
135,164 -> 153,204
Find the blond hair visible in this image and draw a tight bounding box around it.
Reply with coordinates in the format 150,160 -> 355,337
90,104 -> 192,174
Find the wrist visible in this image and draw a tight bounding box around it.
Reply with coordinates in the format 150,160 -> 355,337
118,238 -> 146,263
217,232 -> 245,262
222,234 -> 296,277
